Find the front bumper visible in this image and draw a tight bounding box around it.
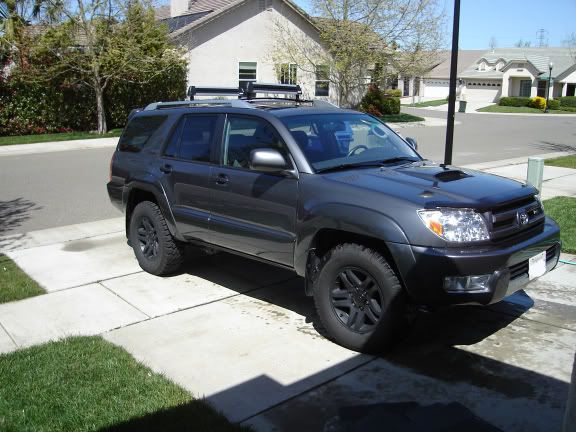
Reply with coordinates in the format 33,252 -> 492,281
388,217 -> 561,305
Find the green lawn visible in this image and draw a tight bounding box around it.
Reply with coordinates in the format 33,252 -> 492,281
544,197 -> 576,254
0,129 -> 123,146
0,254 -> 45,303
545,155 -> 576,170
405,99 -> 447,108
476,105 -> 574,114
0,336 -> 250,432
381,113 -> 425,123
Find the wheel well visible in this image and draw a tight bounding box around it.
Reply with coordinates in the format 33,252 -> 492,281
125,189 -> 157,235
308,229 -> 404,289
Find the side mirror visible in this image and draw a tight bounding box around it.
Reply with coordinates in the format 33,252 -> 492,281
406,137 -> 418,150
249,148 -> 289,172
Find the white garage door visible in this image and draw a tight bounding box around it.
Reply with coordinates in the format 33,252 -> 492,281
423,79 -> 449,98
464,80 -> 502,102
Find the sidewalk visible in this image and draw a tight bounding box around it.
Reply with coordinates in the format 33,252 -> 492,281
1,154 -> 575,431
0,137 -> 118,157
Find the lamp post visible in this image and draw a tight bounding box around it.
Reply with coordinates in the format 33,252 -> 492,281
544,61 -> 553,113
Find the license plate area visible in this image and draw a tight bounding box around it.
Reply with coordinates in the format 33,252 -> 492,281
528,251 -> 546,280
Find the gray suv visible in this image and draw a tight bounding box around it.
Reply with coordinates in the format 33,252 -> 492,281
107,84 -> 561,353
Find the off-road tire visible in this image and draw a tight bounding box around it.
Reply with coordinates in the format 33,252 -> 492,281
129,201 -> 184,275
313,243 -> 405,353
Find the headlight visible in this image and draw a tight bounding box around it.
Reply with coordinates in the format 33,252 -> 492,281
417,208 -> 489,242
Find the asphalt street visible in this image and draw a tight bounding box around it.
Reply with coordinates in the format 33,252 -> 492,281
0,112 -> 575,236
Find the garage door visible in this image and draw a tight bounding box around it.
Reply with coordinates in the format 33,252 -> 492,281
464,81 -> 502,102
423,80 -> 449,98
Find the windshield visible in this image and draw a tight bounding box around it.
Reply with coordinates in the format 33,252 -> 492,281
281,113 -> 421,172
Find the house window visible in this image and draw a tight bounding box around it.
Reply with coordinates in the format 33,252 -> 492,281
315,65 -> 330,96
537,80 -> 547,98
239,62 -> 257,91
279,63 -> 297,85
519,80 -> 531,97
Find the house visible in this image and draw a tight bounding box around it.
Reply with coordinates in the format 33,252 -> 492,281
409,48 -> 576,103
156,0 -> 336,102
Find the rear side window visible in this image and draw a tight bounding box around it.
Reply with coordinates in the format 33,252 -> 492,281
118,115 -> 167,152
165,115 -> 218,162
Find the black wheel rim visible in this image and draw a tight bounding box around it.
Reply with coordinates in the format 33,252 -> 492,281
137,216 -> 159,260
330,267 -> 383,334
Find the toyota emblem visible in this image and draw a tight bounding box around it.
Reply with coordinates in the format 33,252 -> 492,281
518,212 -> 529,225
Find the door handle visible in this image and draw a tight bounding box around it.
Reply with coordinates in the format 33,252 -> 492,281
160,164 -> 172,174
215,173 -> 229,185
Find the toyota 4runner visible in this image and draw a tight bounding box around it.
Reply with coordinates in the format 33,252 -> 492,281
107,83 -> 561,353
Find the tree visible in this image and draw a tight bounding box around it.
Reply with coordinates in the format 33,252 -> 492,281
25,0 -> 185,133
273,0 -> 445,107
514,39 -> 532,48
565,33 -> 576,62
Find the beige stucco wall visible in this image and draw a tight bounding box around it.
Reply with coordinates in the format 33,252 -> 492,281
178,0 -> 336,104
502,62 -> 540,97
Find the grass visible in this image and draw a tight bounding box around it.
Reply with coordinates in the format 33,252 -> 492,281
545,155 -> 576,170
0,254 -> 45,304
476,105 -> 574,114
544,197 -> 576,254
405,99 -> 447,108
0,129 -> 123,146
0,336 -> 250,432
380,113 -> 425,123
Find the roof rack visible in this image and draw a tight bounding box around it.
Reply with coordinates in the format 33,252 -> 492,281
187,86 -> 243,100
244,83 -> 302,100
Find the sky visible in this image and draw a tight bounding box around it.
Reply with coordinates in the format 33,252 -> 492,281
292,0 -> 576,50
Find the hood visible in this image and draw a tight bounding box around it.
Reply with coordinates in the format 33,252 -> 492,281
322,161 -> 537,209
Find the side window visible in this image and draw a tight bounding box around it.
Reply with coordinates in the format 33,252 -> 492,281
179,115 -> 218,162
163,118 -> 184,158
223,116 -> 288,169
118,115 -> 167,152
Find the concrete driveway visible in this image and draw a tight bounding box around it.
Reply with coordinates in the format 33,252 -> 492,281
1,215 -> 575,431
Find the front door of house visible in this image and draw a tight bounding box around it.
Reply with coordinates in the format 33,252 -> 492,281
520,80 -> 531,97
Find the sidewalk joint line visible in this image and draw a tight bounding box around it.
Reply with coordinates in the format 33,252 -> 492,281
100,282 -> 152,319
0,320 -> 19,348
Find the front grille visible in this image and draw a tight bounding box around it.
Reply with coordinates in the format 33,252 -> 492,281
509,245 -> 558,281
486,196 -> 545,242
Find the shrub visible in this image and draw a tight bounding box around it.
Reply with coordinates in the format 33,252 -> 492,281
547,99 -> 560,110
359,84 -> 385,117
499,96 -> 531,107
383,89 -> 402,98
381,97 -> 401,115
529,96 -> 546,110
559,106 -> 576,112
558,96 -> 576,108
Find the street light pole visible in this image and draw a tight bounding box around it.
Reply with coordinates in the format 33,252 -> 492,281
544,61 -> 553,113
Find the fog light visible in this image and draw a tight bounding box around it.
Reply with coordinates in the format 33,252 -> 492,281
444,274 -> 492,293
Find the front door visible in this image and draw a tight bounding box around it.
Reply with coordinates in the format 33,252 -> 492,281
209,115 -> 298,266
519,79 -> 532,97
159,114 -> 222,243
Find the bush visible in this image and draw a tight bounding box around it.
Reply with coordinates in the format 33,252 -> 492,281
558,96 -> 576,108
529,96 -> 546,110
499,96 -> 531,107
383,89 -> 402,98
381,97 -> 400,115
547,99 -> 560,110
559,106 -> 576,112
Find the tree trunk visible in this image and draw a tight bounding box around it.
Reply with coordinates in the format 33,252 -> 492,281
95,85 -> 107,134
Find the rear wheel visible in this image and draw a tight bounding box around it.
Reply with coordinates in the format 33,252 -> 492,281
129,201 -> 183,275
313,243 -> 405,353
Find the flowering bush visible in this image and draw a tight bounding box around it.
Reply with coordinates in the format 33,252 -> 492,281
529,96 -> 546,110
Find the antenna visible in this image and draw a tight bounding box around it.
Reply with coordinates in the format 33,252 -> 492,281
536,29 -> 549,48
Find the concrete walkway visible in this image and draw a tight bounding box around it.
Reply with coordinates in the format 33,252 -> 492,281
0,137 -> 118,157
1,154 -> 575,431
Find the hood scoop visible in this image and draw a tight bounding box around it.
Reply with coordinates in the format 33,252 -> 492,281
434,169 -> 471,182
397,166 -> 472,183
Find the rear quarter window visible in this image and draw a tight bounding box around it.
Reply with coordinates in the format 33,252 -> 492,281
118,115 -> 167,152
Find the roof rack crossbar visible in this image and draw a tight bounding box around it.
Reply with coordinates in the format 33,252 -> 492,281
144,99 -> 254,110
245,83 -> 302,100
187,86 -> 243,100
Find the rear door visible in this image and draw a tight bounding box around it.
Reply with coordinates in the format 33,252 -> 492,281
209,115 -> 298,266
159,114 -> 222,242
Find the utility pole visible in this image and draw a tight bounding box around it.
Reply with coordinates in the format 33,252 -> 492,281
536,29 -> 549,48
444,0 -> 460,166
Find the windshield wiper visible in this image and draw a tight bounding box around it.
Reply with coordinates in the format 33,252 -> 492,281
315,161 -> 385,173
380,156 -> 419,165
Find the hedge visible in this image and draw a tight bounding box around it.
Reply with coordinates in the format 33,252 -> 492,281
359,85 -> 400,116
0,68 -> 186,136
557,96 -> 576,108
547,99 -> 560,110
499,96 -> 531,107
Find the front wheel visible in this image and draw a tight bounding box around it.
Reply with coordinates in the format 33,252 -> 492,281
129,201 -> 184,275
313,243 -> 405,353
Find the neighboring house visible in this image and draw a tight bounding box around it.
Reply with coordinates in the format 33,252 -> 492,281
157,0 -> 336,103
406,48 -> 576,103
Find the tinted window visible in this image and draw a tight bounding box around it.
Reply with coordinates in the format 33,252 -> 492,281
223,116 -> 288,169
118,116 -> 167,152
163,118 -> 184,158
179,115 -> 217,162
